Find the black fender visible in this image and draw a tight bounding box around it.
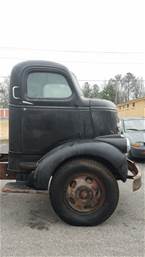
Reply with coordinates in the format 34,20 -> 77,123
33,140 -> 128,189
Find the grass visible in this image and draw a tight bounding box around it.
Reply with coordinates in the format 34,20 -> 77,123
0,119 -> 9,140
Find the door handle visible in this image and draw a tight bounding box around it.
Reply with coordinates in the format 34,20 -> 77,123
12,86 -> 20,100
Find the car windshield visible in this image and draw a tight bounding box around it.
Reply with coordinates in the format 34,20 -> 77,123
124,119 -> 145,132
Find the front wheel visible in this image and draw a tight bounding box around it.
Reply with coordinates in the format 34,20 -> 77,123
49,159 -> 119,226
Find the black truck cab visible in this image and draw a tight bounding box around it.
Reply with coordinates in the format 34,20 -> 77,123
6,60 -> 141,226
9,61 -> 118,173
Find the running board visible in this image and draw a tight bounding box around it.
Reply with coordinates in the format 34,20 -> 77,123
1,181 -> 48,194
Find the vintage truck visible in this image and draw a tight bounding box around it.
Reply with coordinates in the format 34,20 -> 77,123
0,60 -> 141,226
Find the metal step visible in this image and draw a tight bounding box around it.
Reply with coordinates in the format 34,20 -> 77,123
0,161 -> 17,180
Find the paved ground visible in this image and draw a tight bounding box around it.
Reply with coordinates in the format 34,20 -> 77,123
0,162 -> 144,257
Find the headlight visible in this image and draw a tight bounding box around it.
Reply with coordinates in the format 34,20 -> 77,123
131,142 -> 144,148
126,138 -> 131,152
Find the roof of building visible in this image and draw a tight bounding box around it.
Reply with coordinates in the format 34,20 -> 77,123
120,117 -> 145,120
117,97 -> 145,107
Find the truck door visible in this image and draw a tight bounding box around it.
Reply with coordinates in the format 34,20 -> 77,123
21,68 -> 81,154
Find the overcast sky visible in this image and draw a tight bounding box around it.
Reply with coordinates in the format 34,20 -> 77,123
0,0 -> 144,84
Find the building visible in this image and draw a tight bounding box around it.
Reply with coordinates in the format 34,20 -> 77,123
0,108 -> 9,119
117,97 -> 145,118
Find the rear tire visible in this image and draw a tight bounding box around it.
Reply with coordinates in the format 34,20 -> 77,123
49,159 -> 119,226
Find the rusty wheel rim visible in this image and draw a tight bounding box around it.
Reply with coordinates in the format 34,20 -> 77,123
65,174 -> 106,213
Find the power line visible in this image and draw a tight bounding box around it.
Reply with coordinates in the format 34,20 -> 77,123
0,46 -> 143,55
0,75 -> 107,81
78,77 -> 145,82
0,56 -> 143,65
0,75 -> 144,83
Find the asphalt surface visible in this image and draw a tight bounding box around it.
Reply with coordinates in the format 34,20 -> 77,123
0,162 -> 144,257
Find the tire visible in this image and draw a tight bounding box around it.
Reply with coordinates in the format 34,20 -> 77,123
49,159 -> 119,226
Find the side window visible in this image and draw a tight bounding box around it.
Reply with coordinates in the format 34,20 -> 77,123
27,72 -> 72,99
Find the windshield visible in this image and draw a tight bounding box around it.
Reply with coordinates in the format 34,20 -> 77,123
124,119 -> 145,132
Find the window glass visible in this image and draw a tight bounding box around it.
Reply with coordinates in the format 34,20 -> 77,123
27,72 -> 72,98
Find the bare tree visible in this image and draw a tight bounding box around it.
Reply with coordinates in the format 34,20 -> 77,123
82,82 -> 92,98
132,78 -> 145,98
0,77 -> 9,108
122,73 -> 136,101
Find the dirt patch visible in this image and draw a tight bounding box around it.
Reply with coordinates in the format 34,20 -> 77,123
27,209 -> 58,230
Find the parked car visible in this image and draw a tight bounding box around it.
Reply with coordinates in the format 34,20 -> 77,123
120,117 -> 145,159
